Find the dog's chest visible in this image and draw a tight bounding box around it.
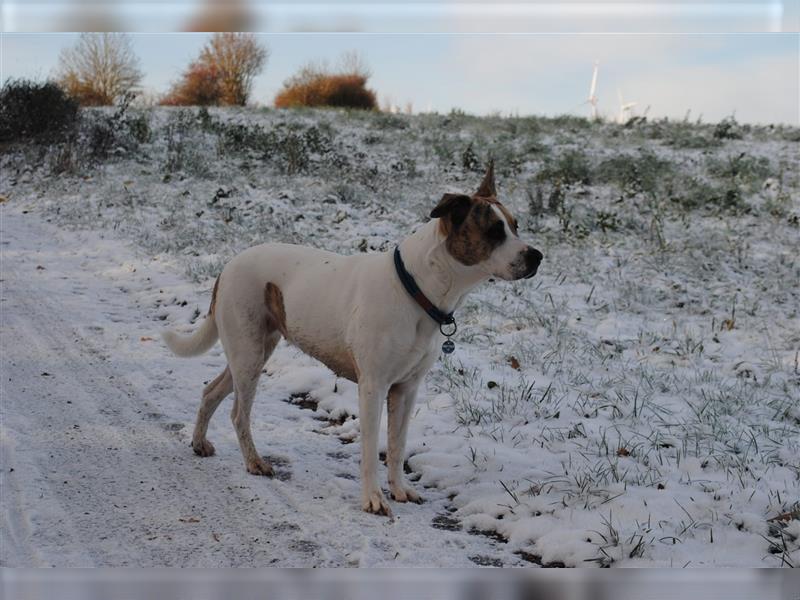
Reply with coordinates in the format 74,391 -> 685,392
383,325 -> 441,383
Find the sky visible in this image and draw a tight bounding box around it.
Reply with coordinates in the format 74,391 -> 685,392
1,2 -> 798,125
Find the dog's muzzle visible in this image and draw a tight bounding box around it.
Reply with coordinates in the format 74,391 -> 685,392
523,247 -> 543,279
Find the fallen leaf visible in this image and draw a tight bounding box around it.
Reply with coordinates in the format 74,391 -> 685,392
616,447 -> 630,457
508,356 -> 521,370
140,336 -> 155,342
768,509 -> 800,522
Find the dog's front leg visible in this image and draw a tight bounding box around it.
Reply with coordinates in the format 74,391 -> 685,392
358,379 -> 392,517
387,381 -> 422,504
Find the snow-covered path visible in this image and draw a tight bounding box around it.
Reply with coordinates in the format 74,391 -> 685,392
0,207 -> 508,567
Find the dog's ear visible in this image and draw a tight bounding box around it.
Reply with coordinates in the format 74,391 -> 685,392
430,193 -> 472,226
475,159 -> 496,198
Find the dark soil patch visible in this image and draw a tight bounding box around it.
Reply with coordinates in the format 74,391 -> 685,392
431,513 -> 462,532
468,555 -> 503,567
283,392 -> 318,411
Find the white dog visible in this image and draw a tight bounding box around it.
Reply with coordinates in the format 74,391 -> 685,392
163,163 -> 542,516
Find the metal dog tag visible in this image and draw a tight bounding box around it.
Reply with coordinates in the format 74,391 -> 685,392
442,340 -> 455,354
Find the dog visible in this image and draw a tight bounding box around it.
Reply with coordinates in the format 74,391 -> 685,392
163,162 -> 543,516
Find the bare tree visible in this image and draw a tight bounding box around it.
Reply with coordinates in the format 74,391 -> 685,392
197,33 -> 268,106
56,33 -> 143,106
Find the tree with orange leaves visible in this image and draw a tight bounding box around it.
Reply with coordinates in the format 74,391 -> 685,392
162,33 -> 268,106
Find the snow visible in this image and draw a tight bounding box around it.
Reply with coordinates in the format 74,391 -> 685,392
1,106 -> 799,567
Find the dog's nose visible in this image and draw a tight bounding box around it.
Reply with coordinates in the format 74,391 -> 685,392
524,247 -> 543,278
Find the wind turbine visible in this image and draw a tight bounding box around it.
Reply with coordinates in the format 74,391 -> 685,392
587,61 -> 599,120
617,88 -> 637,124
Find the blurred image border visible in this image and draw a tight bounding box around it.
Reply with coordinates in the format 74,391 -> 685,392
2,568 -> 799,600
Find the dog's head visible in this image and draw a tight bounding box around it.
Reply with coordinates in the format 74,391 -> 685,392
430,162 -> 543,280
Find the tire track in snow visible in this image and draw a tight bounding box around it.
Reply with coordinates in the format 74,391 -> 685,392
1,212 -> 327,566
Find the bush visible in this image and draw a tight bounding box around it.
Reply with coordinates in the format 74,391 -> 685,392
162,109 -> 211,175
536,149 -> 592,187
595,150 -> 674,197
706,152 -> 772,187
656,120 -> 720,149
667,177 -> 746,213
0,79 -> 79,143
83,92 -> 145,160
215,120 -> 335,175
713,116 -> 743,140
275,64 -> 376,110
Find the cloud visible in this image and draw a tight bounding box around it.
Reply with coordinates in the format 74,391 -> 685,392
614,53 -> 799,124
444,34 -> 799,123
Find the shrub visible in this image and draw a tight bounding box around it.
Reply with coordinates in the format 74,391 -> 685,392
162,109 -> 211,175
595,150 -> 674,197
658,121 -> 720,149
706,152 -> 772,187
0,79 -> 79,143
461,142 -> 480,171
713,116 -> 743,140
275,62 -> 376,110
536,149 -> 592,187
213,119 -> 334,175
667,177 -> 746,213
83,92 -> 144,160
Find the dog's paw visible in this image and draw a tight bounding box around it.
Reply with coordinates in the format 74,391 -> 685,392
362,487 -> 393,517
246,457 -> 274,477
192,439 -> 215,457
390,483 -> 422,504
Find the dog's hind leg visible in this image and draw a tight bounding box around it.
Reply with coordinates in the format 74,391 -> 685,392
191,366 -> 233,457
219,280 -> 287,476
229,332 -> 280,477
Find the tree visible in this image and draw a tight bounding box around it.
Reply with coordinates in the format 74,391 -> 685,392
56,33 -> 143,106
160,61 -> 221,106
162,33 -> 268,106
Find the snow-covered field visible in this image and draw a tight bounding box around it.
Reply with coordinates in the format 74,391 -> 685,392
2,106 -> 799,567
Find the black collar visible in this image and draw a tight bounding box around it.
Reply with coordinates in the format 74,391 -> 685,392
393,246 -> 455,326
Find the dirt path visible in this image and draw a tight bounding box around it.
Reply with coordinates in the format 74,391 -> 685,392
0,207 -> 507,567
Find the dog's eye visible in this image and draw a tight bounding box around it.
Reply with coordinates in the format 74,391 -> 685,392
487,221 -> 506,242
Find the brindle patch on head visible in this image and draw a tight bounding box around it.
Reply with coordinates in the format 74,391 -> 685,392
207,275 -> 221,316
440,196 -> 518,266
485,197 -> 518,234
264,282 -> 289,338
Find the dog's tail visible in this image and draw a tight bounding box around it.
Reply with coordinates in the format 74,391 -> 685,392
162,276 -> 220,358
